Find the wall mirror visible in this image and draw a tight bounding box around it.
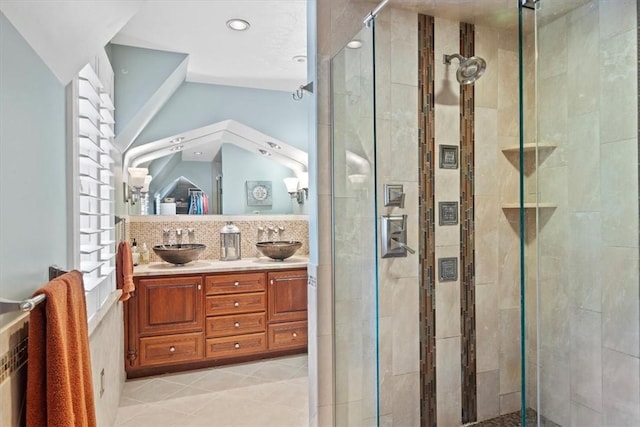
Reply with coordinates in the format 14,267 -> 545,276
106,1 -> 310,216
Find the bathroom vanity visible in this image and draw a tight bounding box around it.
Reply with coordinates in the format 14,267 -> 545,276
124,258 -> 308,378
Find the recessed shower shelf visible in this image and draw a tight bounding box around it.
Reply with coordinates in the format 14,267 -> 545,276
502,203 -> 557,209
501,142 -> 557,154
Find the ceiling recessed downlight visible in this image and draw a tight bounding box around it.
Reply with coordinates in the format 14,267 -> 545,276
258,149 -> 271,156
292,55 -> 306,63
226,19 -> 250,31
267,142 -> 282,149
347,40 -> 363,49
169,137 -> 184,144
170,145 -> 184,152
193,151 -> 203,155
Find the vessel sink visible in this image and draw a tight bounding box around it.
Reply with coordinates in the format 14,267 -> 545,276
255,241 -> 302,261
152,244 -> 206,265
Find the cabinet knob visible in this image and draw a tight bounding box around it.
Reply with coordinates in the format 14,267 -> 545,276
234,322 -> 240,328
169,346 -> 176,353
234,281 -> 240,287
234,343 -> 240,349
292,332 -> 298,338
197,284 -> 202,290
234,301 -> 240,307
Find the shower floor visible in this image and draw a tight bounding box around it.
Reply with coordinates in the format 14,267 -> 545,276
472,409 -> 561,427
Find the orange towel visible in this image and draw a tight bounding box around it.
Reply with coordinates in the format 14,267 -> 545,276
27,270 -> 97,427
116,241 -> 135,301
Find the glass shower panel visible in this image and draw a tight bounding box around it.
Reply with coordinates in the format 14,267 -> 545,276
533,1 -> 639,425
331,26 -> 379,425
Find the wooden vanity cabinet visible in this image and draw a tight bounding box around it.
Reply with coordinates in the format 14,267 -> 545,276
125,268 -> 308,378
267,269 -> 308,351
126,275 -> 205,374
204,272 -> 268,359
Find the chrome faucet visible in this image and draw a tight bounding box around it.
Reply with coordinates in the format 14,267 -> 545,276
162,229 -> 171,246
175,228 -> 183,245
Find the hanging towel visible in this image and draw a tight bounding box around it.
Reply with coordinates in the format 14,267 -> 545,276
26,270 -> 97,427
116,241 -> 135,301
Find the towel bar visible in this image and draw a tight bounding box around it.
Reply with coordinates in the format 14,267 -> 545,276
0,294 -> 46,315
0,265 -> 70,315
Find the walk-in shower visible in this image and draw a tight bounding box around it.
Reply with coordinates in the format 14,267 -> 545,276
443,53 -> 487,84
329,0 -> 639,426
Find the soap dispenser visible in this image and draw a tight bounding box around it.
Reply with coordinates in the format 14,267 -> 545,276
220,222 -> 241,261
131,239 -> 139,266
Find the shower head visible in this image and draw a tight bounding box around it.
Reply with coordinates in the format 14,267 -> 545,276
443,53 -> 486,85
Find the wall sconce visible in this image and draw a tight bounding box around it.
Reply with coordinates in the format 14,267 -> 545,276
283,172 -> 308,205
125,167 -> 149,204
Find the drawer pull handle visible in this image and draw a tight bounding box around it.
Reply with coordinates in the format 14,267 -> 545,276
234,322 -> 240,328
169,346 -> 176,353
234,301 -> 240,307
292,332 -> 298,338
234,343 -> 240,349
234,281 -> 240,287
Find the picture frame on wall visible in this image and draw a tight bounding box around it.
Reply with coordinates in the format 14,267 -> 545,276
246,181 -> 273,206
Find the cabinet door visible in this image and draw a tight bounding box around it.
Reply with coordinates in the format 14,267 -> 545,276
267,269 -> 308,323
137,276 -> 203,336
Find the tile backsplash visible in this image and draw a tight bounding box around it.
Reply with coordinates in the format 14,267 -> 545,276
127,215 -> 309,262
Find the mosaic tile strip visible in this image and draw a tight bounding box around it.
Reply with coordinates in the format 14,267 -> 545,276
418,14 -> 437,427
0,336 -> 28,385
128,218 -> 309,262
460,21 -> 477,424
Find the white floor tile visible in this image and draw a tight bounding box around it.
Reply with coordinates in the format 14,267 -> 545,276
116,355 -> 309,427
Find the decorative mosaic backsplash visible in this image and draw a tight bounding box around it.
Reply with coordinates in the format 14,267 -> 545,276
127,215 -> 309,262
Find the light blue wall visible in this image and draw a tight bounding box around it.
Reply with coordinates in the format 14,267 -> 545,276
151,160 -> 215,213
133,81 -> 310,150
108,44 -> 188,135
0,13 -> 67,301
222,144 -> 295,215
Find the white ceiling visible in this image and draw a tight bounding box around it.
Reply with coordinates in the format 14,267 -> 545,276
111,0 -> 308,92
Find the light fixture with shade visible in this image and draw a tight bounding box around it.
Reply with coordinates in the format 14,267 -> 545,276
125,167 -> 149,204
283,173 -> 308,205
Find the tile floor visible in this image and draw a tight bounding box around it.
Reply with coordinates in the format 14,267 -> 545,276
115,354 -> 309,427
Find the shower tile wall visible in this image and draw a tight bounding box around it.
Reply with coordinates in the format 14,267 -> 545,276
375,8 -> 421,427
535,1 -> 639,425
477,24 -> 523,420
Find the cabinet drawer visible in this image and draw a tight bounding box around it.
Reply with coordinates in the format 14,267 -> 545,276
206,273 -> 265,295
205,292 -> 266,316
206,312 -> 266,338
206,333 -> 267,358
268,321 -> 308,350
139,332 -> 203,367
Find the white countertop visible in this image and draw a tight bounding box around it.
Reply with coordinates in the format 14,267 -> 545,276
133,256 -> 309,277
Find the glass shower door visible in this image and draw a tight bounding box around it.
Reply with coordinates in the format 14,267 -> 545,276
531,1 -> 639,425
331,25 -> 379,425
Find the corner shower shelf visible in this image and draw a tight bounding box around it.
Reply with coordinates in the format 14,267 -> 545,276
501,203 -> 557,209
501,142 -> 557,154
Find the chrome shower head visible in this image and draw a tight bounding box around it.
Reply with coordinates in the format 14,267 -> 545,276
443,53 -> 486,85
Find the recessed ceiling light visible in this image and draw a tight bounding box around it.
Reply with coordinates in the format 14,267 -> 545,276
170,145 -> 184,152
194,151 -> 203,155
267,142 -> 281,149
292,55 -> 307,63
226,19 -> 250,31
259,149 -> 271,156
347,40 -> 363,49
169,137 -> 184,144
